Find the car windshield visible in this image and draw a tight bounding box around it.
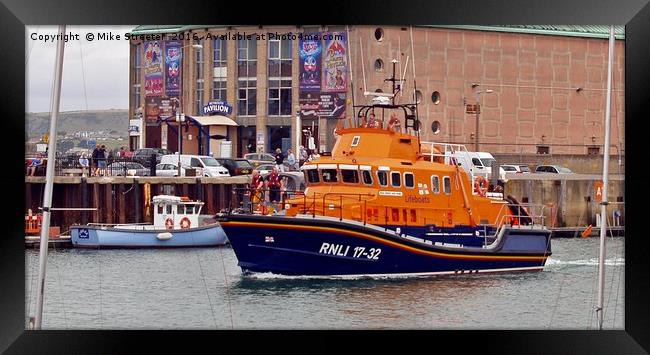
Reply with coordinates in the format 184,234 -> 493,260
201,157 -> 221,167
481,158 -> 496,167
502,166 -> 517,171
519,165 -> 531,172
235,160 -> 253,168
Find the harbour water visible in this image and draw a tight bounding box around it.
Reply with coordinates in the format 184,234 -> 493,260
25,237 -> 624,329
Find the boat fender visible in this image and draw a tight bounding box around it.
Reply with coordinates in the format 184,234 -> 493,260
180,217 -> 191,229
156,232 -> 173,241
165,217 -> 174,230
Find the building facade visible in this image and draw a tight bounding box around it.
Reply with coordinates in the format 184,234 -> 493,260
128,25 -> 625,158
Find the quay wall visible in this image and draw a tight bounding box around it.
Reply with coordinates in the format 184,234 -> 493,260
25,176 -> 250,233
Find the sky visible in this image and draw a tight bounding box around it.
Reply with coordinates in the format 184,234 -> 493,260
26,25 -> 134,113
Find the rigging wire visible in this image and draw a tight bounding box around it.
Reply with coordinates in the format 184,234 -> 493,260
195,248 -> 218,328
78,27 -> 89,111
50,244 -> 70,328
604,214 -> 624,328
25,25 -> 40,65
219,246 -> 235,329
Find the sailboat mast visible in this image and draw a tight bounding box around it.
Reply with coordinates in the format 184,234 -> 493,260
34,24 -> 66,330
596,25 -> 615,331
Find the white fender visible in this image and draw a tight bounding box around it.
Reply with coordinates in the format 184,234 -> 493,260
156,232 -> 173,241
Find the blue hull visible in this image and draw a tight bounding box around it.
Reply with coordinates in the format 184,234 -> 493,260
70,224 -> 228,248
217,214 -> 552,277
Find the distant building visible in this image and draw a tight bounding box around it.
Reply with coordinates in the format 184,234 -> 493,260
127,25 -> 625,158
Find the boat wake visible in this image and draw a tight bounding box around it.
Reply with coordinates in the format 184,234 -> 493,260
545,257 -> 625,266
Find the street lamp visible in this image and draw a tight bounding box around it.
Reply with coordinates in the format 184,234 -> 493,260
472,83 -> 493,152
176,112 -> 185,176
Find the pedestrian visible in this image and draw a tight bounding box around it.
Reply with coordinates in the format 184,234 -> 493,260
79,153 -> 89,177
249,169 -> 264,211
267,167 -> 282,204
26,154 -> 43,176
274,148 -> 285,172
91,144 -> 100,176
286,148 -> 297,171
97,145 -> 107,176
299,145 -> 308,167
118,146 -> 125,158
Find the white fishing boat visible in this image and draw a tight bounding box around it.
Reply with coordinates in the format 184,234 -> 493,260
70,195 -> 228,248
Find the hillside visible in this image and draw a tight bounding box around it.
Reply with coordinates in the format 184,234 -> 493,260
25,109 -> 129,139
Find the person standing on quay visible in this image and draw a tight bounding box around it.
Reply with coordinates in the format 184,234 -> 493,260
299,145 -> 308,167
274,148 -> 285,172
91,144 -> 100,176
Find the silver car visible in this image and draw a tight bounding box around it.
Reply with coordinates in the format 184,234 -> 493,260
106,162 -> 150,176
155,163 -> 183,177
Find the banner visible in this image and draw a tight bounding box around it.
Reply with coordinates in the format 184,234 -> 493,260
203,101 -> 233,116
144,40 -> 164,96
299,37 -> 322,92
322,32 -> 348,93
128,119 -> 141,136
165,41 -> 182,97
299,92 -> 320,120
318,93 -> 346,119
145,97 -> 162,122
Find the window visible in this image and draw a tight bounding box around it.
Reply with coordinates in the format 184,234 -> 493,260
362,170 -> 373,185
351,136 -> 360,147
391,171 -> 401,187
132,44 -> 142,112
341,169 -> 359,184
212,39 -> 227,102
157,204 -> 163,214
166,205 -> 172,214
178,205 -> 186,214
537,145 -> 550,154
377,171 -> 388,187
238,39 -> 257,116
431,91 -> 441,104
190,158 -> 202,168
410,209 -> 417,223
472,158 -> 482,167
268,38 -> 292,116
431,175 -> 440,194
443,176 -> 451,194
238,79 -> 257,116
195,39 -> 204,114
374,28 -> 384,41
268,79 -> 292,116
186,205 -> 194,214
321,169 -> 338,183
374,58 -> 384,71
587,146 -> 600,155
404,173 -> 414,188
306,169 -> 320,183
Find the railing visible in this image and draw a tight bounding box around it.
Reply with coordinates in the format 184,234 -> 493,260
27,156 -> 154,177
493,202 -> 548,229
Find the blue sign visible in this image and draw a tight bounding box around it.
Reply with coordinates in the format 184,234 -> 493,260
202,101 -> 233,116
87,140 -> 96,148
79,228 -> 89,239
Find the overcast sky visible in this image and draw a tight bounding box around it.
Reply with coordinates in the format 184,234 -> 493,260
26,25 -> 134,113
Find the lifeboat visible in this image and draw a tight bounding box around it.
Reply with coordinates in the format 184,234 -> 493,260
217,65 -> 551,277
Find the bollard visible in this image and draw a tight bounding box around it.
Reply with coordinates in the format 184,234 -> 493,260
134,179 -> 141,223
81,177 -> 88,225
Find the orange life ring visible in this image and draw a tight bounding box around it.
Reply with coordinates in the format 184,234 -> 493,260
180,217 -> 191,229
474,176 -> 489,197
165,217 -> 174,230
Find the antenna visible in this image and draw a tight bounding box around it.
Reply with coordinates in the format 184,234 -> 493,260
398,35 -> 403,97
346,26 -> 356,124
359,36 -> 367,100
409,26 -> 421,147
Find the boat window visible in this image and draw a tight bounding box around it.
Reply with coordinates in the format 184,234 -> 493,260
306,169 -> 320,184
186,205 -> 194,214
391,171 -> 401,187
443,176 -> 451,194
351,135 -> 360,147
341,169 -> 359,184
166,204 -> 173,214
377,171 -> 388,187
178,205 -> 185,214
321,169 -> 339,183
157,204 -> 163,214
431,175 -> 440,194
391,208 -> 399,222
404,173 -> 414,188
410,209 -> 417,223
362,170 -> 373,185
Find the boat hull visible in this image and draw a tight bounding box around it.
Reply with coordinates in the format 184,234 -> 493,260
217,214 -> 552,277
70,223 -> 228,248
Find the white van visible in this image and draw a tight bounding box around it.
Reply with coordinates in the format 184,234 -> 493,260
159,154 -> 230,177
446,151 -> 499,180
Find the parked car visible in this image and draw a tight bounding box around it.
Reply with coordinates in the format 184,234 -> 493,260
535,165 -> 573,174
244,153 -> 276,167
256,163 -> 277,174
159,154 -> 230,177
133,148 -> 171,168
501,164 -> 532,174
106,162 -> 150,176
216,158 -> 254,176
155,163 -> 183,177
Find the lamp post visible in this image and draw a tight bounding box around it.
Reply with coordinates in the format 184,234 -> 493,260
176,112 -> 185,176
471,83 -> 493,152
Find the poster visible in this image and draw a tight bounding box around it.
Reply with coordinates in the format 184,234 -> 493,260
318,93 -> 346,119
299,92 -> 320,120
299,37 -> 322,91
128,119 -> 141,136
165,41 -> 182,97
145,96 -> 162,122
321,32 -> 348,93
144,40 -> 164,96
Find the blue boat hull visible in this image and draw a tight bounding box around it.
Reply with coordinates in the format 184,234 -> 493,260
217,214 -> 552,277
70,223 -> 228,248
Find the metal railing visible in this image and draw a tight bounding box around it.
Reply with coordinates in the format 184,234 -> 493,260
27,156 -> 154,177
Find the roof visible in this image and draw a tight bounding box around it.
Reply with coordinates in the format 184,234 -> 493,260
187,115 -> 238,126
129,25 -> 625,40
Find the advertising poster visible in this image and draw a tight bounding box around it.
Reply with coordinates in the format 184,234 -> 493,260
165,41 -> 182,97
145,96 -> 162,122
299,37 -> 322,91
144,40 -> 164,96
159,97 -> 174,119
318,93 -> 346,119
299,92 -> 320,120
128,119 -> 141,136
321,32 -> 348,93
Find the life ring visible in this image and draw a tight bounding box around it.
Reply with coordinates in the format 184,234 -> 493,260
474,176 -> 488,197
165,217 -> 174,230
180,217 -> 191,229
